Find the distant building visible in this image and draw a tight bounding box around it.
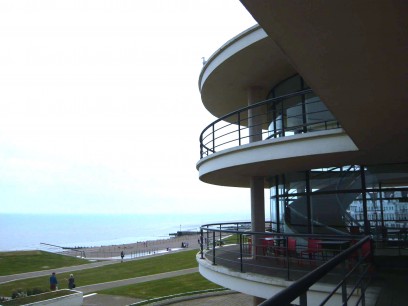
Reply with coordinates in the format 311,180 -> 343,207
349,191 -> 408,230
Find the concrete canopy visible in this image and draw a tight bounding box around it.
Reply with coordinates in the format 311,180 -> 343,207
239,0 -> 408,166
199,25 -> 295,119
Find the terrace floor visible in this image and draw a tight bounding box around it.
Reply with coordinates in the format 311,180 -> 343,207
201,243 -> 408,305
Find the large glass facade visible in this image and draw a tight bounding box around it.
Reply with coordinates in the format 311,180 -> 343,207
267,75 -> 337,138
270,164 -> 408,237
267,75 -> 408,237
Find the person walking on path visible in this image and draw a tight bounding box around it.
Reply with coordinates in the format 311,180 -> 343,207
121,250 -> 125,262
49,272 -> 58,291
68,274 -> 75,289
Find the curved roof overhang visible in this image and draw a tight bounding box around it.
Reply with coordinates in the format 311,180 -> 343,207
239,1 -> 408,167
198,25 -> 295,119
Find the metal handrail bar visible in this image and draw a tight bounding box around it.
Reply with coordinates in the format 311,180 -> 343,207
318,253 -> 369,306
265,119 -> 340,140
200,88 -> 313,139
258,236 -> 371,306
201,220 -> 371,236
201,223 -> 361,240
345,263 -> 370,306
199,89 -> 318,158
201,115 -> 339,157
199,89 -> 342,158
199,223 -> 369,299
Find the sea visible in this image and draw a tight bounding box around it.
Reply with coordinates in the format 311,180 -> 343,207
0,213 -> 249,252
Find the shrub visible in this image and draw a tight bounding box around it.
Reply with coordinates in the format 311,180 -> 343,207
26,287 -> 45,296
11,287 -> 45,300
11,289 -> 26,299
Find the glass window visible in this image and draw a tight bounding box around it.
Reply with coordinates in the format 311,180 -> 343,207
267,74 -> 339,139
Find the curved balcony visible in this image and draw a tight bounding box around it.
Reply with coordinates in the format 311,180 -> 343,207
199,25 -> 296,120
197,222 -> 378,304
199,89 -> 340,159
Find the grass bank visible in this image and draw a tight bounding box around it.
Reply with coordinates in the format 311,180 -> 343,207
97,272 -> 222,300
0,250 -> 199,298
0,251 -> 89,276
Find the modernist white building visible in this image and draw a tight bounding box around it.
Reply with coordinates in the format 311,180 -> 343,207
196,1 -> 407,305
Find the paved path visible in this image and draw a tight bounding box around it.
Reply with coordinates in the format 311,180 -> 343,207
79,268 -> 199,306
83,293 -> 141,306
0,249 -> 191,284
0,259 -> 121,284
1,249 -> 253,306
156,291 -> 253,306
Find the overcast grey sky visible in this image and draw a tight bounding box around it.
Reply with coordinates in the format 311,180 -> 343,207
0,0 -> 261,215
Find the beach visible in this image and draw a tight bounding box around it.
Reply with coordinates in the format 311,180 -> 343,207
1,213 -> 248,252
61,233 -> 202,260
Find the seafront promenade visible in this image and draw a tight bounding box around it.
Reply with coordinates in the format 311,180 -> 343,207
1,234 -> 201,284
1,234 -> 254,305
60,233 -> 202,260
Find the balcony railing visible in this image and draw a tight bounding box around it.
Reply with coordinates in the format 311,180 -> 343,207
199,222 -> 373,305
199,89 -> 341,159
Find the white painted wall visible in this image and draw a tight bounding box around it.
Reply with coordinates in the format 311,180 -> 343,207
15,290 -> 83,306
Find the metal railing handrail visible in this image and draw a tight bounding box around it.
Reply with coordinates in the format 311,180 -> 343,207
200,222 -> 362,240
199,222 -> 372,305
199,89 -> 341,158
200,89 -> 312,137
259,236 -> 372,306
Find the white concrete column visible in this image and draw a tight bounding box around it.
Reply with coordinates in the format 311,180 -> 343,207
251,176 -> 265,255
248,86 -> 266,143
248,86 -> 266,254
251,176 -> 266,306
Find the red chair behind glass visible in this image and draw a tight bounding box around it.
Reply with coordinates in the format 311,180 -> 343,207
299,238 -> 324,265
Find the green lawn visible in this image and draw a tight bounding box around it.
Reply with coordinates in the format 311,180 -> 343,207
0,251 -> 89,276
0,250 -> 199,298
98,272 -> 222,300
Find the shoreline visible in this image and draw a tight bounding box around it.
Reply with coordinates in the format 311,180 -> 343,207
60,233 -> 202,259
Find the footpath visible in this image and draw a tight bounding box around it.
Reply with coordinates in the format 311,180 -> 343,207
0,260 -> 119,284
1,244 -> 252,305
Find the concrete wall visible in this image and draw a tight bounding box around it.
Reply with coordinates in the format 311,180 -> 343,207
22,290 -> 83,306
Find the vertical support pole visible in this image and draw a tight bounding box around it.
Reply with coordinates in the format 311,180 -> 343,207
275,175 -> 281,233
360,166 -> 370,235
272,102 -> 277,138
306,171 -> 312,234
361,285 -> 366,306
341,260 -> 348,305
212,125 -> 215,153
212,231 -> 216,265
301,78 -> 307,134
240,234 -> 244,272
379,182 -> 385,229
219,224 -> 222,244
206,227 -> 209,250
248,86 -> 265,143
299,292 -> 307,306
286,236 -> 291,281
248,86 -> 266,257
238,112 -> 241,146
359,244 -> 366,306
281,98 -> 285,137
251,176 -> 265,256
200,134 -> 203,158
200,228 -> 204,259
236,223 -> 239,244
